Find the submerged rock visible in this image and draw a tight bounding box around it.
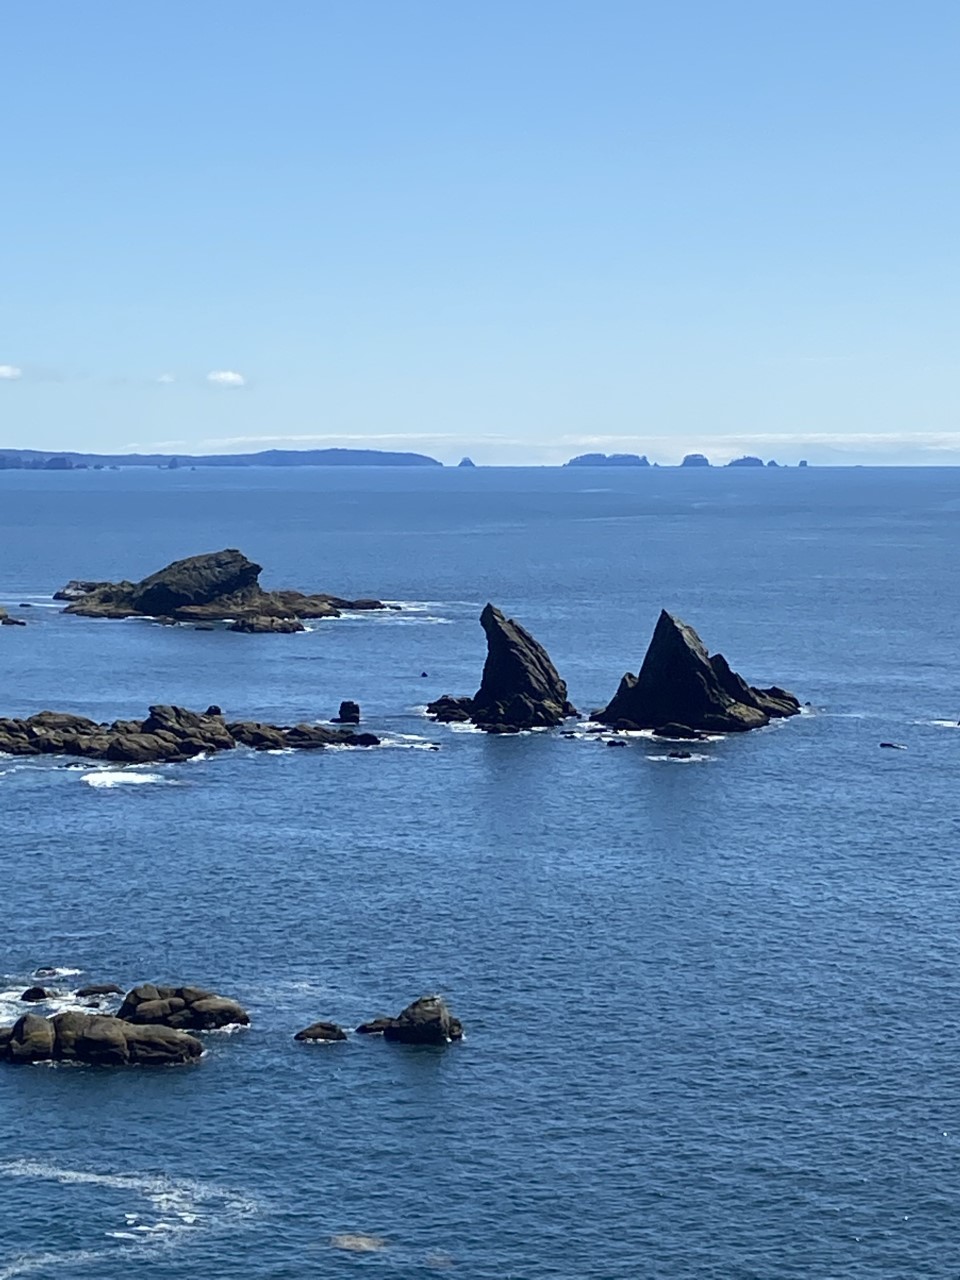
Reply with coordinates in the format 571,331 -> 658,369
76,983 -> 124,998
58,549 -> 387,627
427,604 -> 576,733
0,704 -> 380,764
597,610 -> 800,734
0,1011 -> 203,1066
117,984 -> 250,1031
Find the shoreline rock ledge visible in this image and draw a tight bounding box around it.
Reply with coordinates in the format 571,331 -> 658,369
596,610 -> 800,733
0,704 -> 380,764
427,603 -> 577,733
56,548 -> 389,629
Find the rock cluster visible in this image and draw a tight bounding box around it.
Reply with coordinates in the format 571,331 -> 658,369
56,549 -> 388,628
0,981 -> 249,1067
596,610 -> 800,734
0,1013 -> 203,1066
427,604 -> 576,733
0,704 -> 380,764
117,984 -> 250,1030
296,995 -> 464,1046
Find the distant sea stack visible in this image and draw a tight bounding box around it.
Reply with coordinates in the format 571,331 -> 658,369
680,453 -> 711,467
457,456 -> 477,468
596,610 -> 800,734
564,453 -> 650,467
427,604 -> 577,733
56,549 -> 389,628
727,456 -> 765,467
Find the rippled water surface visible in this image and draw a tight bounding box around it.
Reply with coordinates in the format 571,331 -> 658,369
2,466 -> 960,1278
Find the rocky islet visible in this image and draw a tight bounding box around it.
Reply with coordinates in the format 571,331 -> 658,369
55,548 -> 390,629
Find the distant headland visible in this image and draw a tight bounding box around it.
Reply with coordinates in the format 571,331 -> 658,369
0,447 -> 442,470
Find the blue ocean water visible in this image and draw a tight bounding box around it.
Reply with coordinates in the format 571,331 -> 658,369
1,465 -> 960,1279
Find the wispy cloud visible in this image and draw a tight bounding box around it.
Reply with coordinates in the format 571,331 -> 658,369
206,370 -> 246,388
156,373 -> 176,384
0,364 -> 22,380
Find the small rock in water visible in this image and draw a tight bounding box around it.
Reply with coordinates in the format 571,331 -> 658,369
33,968 -> 59,979
20,987 -> 54,1003
668,750 -> 693,760
294,1021 -> 348,1042
76,983 -> 123,998
332,700 -> 361,725
879,742 -> 907,750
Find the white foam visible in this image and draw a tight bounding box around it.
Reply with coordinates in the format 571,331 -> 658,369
376,734 -> 441,751
82,772 -> 166,788
646,752 -> 713,763
0,1159 -> 257,1279
924,719 -> 960,728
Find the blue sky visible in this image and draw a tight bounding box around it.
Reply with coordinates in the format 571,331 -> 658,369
1,1 -> 958,464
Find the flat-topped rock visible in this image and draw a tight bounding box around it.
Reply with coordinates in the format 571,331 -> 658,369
58,549 -> 388,627
0,704 -> 380,764
427,604 -> 577,733
597,610 -> 800,734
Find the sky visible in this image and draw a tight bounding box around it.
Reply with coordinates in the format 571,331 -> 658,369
1,1 -> 958,465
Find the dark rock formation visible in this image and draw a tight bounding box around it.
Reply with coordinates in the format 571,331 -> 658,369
668,750 -> 693,759
332,700 -> 361,724
596,610 -> 800,734
425,694 -> 473,723
294,1021 -> 348,1042
880,742 -> 907,750
727,456 -> 765,467
426,604 -> 576,733
355,1016 -> 395,1035
0,1011 -> 203,1066
457,456 -> 476,468
1,611 -> 26,626
0,704 -> 380,764
681,453 -> 711,467
19,987 -> 54,1002
76,983 -> 123,998
58,549 -> 388,627
381,995 -> 463,1045
117,984 -> 250,1031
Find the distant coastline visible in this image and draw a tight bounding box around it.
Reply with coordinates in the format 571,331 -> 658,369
0,447 -> 443,470
0,446 -> 812,470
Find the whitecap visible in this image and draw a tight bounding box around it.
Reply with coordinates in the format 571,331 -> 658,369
82,772 -> 167,788
923,719 -> 960,728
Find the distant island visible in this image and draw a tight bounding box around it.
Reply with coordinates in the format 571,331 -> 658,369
564,452 -> 650,467
0,447 -> 442,470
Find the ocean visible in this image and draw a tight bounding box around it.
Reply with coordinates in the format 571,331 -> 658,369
1,464 -> 960,1278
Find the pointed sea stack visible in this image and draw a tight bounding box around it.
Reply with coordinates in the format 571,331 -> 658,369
427,603 -> 577,732
597,610 -> 800,734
